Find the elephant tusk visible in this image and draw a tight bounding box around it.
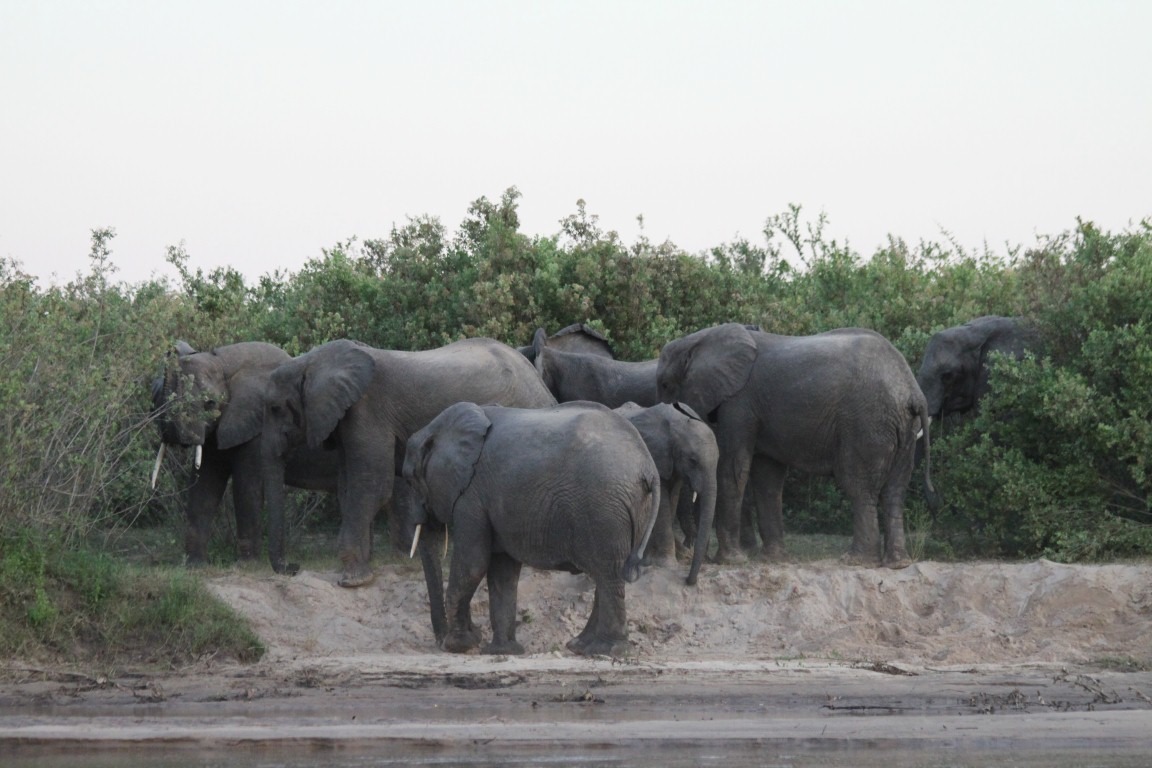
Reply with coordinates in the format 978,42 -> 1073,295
916,428 -> 924,439
443,529 -> 449,560
194,444 -> 202,470
150,444 -> 166,489
409,524 -> 421,559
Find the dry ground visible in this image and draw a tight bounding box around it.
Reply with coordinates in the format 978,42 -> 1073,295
4,558 -> 1152,763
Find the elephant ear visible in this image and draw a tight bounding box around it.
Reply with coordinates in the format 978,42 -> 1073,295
677,324 -> 757,419
216,369 -> 268,449
302,341 -> 377,449
417,402 -> 492,516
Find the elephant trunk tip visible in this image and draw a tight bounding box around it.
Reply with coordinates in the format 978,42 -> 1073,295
622,553 -> 643,584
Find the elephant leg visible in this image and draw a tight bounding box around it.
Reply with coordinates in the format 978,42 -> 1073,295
879,444 -> 916,569
443,523 -> 489,653
838,465 -> 885,567
739,489 -> 760,554
751,457 -> 788,561
335,447 -> 391,587
675,483 -> 697,554
568,576 -> 629,658
714,445 -> 754,564
483,553 -> 525,655
184,450 -> 230,565
230,447 -> 263,560
642,479 -> 678,568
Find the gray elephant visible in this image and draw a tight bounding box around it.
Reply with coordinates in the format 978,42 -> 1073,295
260,338 -> 556,586
917,316 -> 1041,419
614,402 -> 718,586
151,341 -> 338,564
403,401 -> 660,657
517,323 -> 614,362
657,323 -> 932,568
533,328 -> 659,407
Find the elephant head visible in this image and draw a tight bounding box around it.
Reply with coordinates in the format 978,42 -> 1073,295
151,341 -> 288,483
656,323 -> 758,421
261,339 -> 376,574
403,402 -> 493,645
917,316 -> 1038,419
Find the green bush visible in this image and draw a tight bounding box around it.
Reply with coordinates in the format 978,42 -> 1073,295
0,201 -> 1149,572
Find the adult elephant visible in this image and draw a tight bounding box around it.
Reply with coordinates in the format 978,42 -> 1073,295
151,341 -> 338,564
403,401 -> 659,657
517,323 -> 614,362
917,316 -> 1041,419
261,337 -> 556,586
657,323 -> 932,568
533,328 -> 658,407
614,402 -> 718,586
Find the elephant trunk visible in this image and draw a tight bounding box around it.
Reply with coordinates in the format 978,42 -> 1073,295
686,467 -> 717,587
263,437 -> 296,575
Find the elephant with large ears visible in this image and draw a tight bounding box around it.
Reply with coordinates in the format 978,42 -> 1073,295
260,338 -> 556,587
151,341 -> 338,564
517,323 -> 615,363
657,323 -> 932,568
614,402 -> 718,586
917,315 -> 1041,419
403,401 -> 660,657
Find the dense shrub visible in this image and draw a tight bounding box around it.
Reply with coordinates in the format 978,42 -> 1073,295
0,199 -> 1148,563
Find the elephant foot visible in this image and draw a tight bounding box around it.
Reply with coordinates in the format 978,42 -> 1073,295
642,552 -> 678,569
711,547 -> 748,565
443,627 -> 483,654
336,561 -> 377,594
883,553 -> 913,570
483,639 -> 525,655
568,635 -> 630,658
757,544 -> 788,562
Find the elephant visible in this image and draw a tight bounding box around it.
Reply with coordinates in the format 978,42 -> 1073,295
533,328 -> 659,407
260,337 -> 556,586
656,323 -> 932,568
151,341 -> 338,565
614,402 -> 718,586
403,401 -> 660,657
917,316 -> 1041,419
517,322 -> 615,362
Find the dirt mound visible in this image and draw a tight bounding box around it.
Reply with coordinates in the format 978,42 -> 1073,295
208,559 -> 1152,666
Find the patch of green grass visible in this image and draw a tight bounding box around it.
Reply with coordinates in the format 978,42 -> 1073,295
1089,656 -> 1152,672
0,530 -> 264,667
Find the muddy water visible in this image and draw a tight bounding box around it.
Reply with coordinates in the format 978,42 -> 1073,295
4,660 -> 1152,768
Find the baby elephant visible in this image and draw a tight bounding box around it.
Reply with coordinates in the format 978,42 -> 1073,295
403,401 -> 660,657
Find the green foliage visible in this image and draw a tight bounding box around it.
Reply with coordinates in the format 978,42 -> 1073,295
0,197 -> 1149,590
0,530 -> 263,663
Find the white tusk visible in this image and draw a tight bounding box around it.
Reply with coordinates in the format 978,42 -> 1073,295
150,444 -> 166,489
194,444 -> 202,470
409,524 -> 422,559
692,491 -> 698,503
443,530 -> 449,560
916,428 -> 924,439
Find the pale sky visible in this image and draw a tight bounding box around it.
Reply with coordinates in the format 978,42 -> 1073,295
2,1 -> 1150,286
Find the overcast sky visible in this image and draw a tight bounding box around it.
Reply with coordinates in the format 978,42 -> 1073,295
2,1 -> 1150,286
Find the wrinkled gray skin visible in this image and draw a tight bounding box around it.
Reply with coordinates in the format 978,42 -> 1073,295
534,328 -> 659,407
261,338 -> 556,587
917,316 -> 1040,419
517,323 -> 615,362
404,402 -> 660,657
657,323 -> 932,568
614,402 -> 718,586
151,341 -> 339,565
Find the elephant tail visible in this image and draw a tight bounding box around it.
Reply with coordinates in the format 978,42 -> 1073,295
622,470 -> 661,583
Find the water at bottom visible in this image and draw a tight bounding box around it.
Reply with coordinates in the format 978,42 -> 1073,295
6,742 -> 1150,768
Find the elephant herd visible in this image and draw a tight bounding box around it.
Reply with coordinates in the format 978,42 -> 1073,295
151,316 -> 1038,657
